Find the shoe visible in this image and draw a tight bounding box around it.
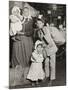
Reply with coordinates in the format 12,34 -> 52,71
35,81 -> 40,87
42,77 -> 49,83
48,80 -> 52,86
31,82 -> 35,87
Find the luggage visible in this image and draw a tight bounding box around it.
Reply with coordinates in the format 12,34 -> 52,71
50,27 -> 65,45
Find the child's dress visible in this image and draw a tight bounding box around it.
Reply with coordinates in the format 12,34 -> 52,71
9,15 -> 22,36
27,50 -> 45,81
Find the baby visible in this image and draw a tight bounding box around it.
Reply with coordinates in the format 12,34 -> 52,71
9,6 -> 23,36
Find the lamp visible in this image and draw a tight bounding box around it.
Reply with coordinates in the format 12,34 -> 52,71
52,4 -> 57,11
58,16 -> 61,19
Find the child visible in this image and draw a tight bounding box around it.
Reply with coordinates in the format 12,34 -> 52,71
36,15 -> 58,86
27,40 -> 45,86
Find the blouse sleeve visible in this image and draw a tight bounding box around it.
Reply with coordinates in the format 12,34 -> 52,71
31,51 -> 38,62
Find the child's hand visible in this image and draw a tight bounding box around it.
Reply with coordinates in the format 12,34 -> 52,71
46,44 -> 52,48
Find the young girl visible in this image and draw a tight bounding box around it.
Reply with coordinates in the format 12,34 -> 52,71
27,40 -> 45,86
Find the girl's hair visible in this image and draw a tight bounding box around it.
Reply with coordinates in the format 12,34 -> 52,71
36,43 -> 43,48
36,16 -> 46,26
36,18 -> 45,24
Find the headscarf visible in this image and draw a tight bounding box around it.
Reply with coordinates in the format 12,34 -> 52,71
12,6 -> 20,15
35,40 -> 43,49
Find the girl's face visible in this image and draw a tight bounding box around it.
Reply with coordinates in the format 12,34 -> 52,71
37,20 -> 44,29
36,45 -> 43,54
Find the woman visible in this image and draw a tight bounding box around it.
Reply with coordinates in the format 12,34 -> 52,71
11,7 -> 33,69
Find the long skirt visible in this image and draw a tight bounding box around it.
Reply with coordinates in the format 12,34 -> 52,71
11,35 -> 33,68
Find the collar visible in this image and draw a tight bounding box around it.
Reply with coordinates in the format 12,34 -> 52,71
23,15 -> 32,20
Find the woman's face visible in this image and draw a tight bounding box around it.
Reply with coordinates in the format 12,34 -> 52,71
37,45 -> 43,53
23,8 -> 29,17
37,20 -> 44,29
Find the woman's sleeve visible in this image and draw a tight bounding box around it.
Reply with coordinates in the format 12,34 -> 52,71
31,56 -> 35,62
9,15 -> 19,23
37,31 -> 43,40
31,52 -> 38,62
9,29 -> 14,36
37,31 -> 40,38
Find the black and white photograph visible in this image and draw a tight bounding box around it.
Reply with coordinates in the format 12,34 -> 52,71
9,0 -> 66,89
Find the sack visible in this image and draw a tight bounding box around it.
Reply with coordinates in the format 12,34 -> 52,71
50,27 -> 65,45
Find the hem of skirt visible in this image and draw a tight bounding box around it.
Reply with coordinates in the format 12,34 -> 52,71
27,77 -> 45,81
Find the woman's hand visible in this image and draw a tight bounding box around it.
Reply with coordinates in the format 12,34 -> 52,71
21,19 -> 26,24
46,44 -> 53,48
17,31 -> 24,35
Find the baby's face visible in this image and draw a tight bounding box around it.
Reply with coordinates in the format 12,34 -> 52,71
37,45 -> 43,53
13,10 -> 20,16
36,20 -> 44,29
